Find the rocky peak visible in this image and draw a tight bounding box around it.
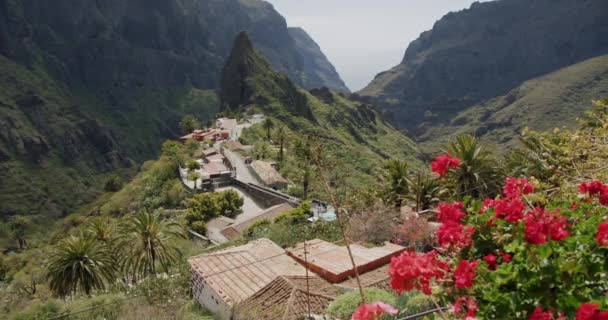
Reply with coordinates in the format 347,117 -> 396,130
220,31 -> 313,120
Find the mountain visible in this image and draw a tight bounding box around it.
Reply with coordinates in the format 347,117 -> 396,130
417,54 -> 608,153
0,0 -> 347,219
220,32 -> 419,188
287,27 -> 349,93
359,0 -> 608,133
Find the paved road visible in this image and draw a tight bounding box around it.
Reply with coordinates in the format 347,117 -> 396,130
223,147 -> 260,185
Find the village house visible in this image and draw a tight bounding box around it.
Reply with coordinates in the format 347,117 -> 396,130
181,128 -> 230,142
287,239 -> 406,284
188,239 -> 307,320
233,275 -> 343,320
216,118 -> 238,139
250,160 -> 290,189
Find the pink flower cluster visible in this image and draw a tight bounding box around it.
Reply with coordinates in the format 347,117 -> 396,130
388,250 -> 448,295
436,202 -> 475,249
579,180 -> 608,205
431,153 -> 461,177
352,301 -> 398,320
524,208 -> 570,245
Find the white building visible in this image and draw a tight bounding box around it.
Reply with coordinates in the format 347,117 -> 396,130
188,238 -> 307,320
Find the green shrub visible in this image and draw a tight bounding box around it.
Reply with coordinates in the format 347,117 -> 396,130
104,175 -> 124,192
191,221 -> 207,235
326,288 -> 397,320
244,219 -> 271,238
11,300 -> 64,320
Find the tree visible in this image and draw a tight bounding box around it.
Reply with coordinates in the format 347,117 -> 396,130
405,169 -> 445,211
293,138 -> 315,200
47,235 -> 117,297
263,118 -> 275,141
179,115 -> 201,135
187,171 -> 200,191
254,141 -> 272,160
447,134 -> 501,198
9,215 -> 30,250
382,160 -> 409,207
118,211 -> 183,279
104,174 -> 123,192
276,124 -> 287,163
186,190 -> 244,222
186,160 -> 201,171
85,217 -> 115,244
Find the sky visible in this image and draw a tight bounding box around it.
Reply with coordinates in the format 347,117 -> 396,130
266,0 -> 487,91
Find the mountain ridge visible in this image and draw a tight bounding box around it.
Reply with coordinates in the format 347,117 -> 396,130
359,0 -> 608,132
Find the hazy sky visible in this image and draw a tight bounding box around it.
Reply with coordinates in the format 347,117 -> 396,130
266,0 -> 486,91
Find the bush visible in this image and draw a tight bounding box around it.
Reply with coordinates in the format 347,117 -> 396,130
327,288 -> 397,320
190,221 -> 207,235
186,190 -> 244,226
104,175 -> 124,192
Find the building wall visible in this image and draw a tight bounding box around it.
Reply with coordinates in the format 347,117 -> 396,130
192,269 -> 233,320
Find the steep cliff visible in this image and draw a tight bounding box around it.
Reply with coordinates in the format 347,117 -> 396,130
360,0 -> 608,131
220,32 -> 419,188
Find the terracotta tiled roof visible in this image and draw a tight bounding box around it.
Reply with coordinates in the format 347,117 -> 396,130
338,265 -> 391,291
202,162 -> 229,175
220,203 -> 294,241
225,140 -> 246,151
234,275 -> 343,320
202,148 -> 218,156
288,239 -> 406,283
250,160 -> 289,186
188,239 -> 307,306
205,153 -> 226,162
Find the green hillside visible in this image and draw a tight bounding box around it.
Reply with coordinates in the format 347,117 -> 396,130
416,55 -> 608,154
221,32 -> 420,195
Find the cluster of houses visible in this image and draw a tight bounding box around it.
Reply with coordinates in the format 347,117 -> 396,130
179,147 -> 234,190
180,118 -> 238,143
188,238 -> 406,320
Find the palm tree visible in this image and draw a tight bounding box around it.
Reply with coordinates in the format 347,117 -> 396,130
9,215 -> 31,250
405,169 -> 446,211
187,171 -> 201,190
383,160 -> 409,207
447,134 -> 501,198
47,235 -> 117,297
85,217 -> 115,244
118,211 -> 183,279
263,118 -> 275,141
276,124 -> 287,163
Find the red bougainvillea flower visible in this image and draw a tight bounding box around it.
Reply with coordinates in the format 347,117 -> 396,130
493,198 -> 526,223
352,301 -> 398,320
596,220 -> 608,246
389,250 -> 448,295
524,208 -> 570,245
500,251 -> 512,263
436,221 -> 475,249
437,202 -> 466,223
529,306 -> 556,320
453,297 -> 479,319
579,181 -> 608,205
483,253 -> 497,270
503,177 -> 535,199
454,260 -> 479,289
431,153 -> 461,177
570,202 -> 578,210
576,303 -> 600,320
